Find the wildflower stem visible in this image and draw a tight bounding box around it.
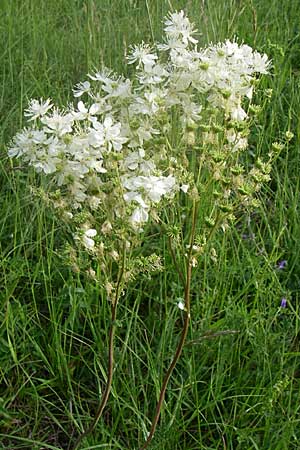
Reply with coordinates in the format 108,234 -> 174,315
168,235 -> 186,286
139,200 -> 198,450
71,244 -> 126,450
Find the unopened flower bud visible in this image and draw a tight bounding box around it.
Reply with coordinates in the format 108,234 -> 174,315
191,257 -> 198,267
285,131 -> 294,142
210,248 -> 217,263
86,268 -> 97,280
105,282 -> 114,296
101,221 -> 113,234
265,88 -> 273,98
110,250 -> 119,261
249,105 -> 262,114
272,141 -> 284,153
205,217 -> 215,228
186,131 -> 195,146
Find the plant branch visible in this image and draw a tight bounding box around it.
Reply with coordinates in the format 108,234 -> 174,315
139,201 -> 198,450
168,235 -> 186,286
71,243 -> 126,450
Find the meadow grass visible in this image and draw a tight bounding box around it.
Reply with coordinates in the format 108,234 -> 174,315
1,0 -> 300,449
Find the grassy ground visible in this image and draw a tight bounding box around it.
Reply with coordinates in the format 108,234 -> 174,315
1,0 -> 300,449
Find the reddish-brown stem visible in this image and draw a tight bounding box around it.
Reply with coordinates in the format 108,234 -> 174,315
139,264 -> 192,450
139,201 -> 198,450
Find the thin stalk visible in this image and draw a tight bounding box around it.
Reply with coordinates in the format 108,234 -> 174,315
145,0 -> 155,44
168,236 -> 185,286
139,201 -> 198,450
71,244 -> 126,450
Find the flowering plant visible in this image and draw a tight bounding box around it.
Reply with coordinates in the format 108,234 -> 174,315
8,10 -> 274,449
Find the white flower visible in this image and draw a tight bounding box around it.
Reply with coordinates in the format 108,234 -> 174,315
102,78 -> 132,99
220,40 -> 240,57
81,228 -> 97,249
41,110 -> 74,136
177,300 -> 185,310
127,43 -> 158,68
72,101 -> 99,121
124,149 -> 146,170
24,98 -> 53,120
8,129 -> 61,174
164,10 -> 198,46
180,98 -> 202,125
56,160 -> 89,192
132,91 -> 163,115
88,68 -> 114,83
226,129 -> 248,151
136,123 -> 160,145
8,128 -> 38,158
73,81 -> 91,97
146,175 -> 176,202
123,191 -> 148,208
131,207 -> 149,224
252,51 -> 270,74
158,37 -> 187,52
123,148 -> 155,175
93,117 -> 127,151
230,104 -> 247,121
122,175 -> 176,203
180,184 -> 189,193
137,63 -> 169,85
88,126 -> 105,148
169,47 -> 197,70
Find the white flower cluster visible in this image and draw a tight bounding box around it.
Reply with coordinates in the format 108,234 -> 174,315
8,10 -> 270,246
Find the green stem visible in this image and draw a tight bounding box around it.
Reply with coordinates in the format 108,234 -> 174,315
71,244 -> 126,450
168,235 -> 186,286
139,201 -> 198,450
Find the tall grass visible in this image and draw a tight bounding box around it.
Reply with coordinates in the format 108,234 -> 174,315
1,0 -> 300,449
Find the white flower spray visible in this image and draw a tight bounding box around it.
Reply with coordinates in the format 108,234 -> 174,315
7,10 -> 277,450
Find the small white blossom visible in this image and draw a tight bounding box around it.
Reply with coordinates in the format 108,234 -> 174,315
88,68 -> 114,83
131,207 -> 149,224
136,122 -> 160,145
41,110 -> 74,136
180,184 -> 189,193
103,78 -> 132,99
82,228 -> 97,249
122,175 -> 176,204
226,129 -> 248,151
92,117 -> 127,152
230,104 -> 247,121
124,149 -> 146,171
127,43 -> 158,68
252,51 -> 270,74
123,191 -> 148,208
137,63 -> 168,85
72,101 -> 99,121
177,300 -> 185,310
24,98 -> 53,120
73,81 -> 91,97
164,10 -> 198,46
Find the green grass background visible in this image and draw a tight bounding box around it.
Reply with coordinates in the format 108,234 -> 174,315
1,0 -> 300,449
